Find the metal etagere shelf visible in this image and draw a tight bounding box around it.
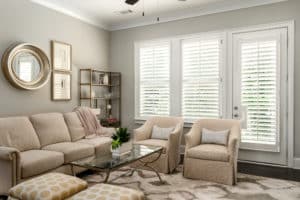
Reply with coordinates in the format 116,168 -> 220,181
80,68 -> 121,127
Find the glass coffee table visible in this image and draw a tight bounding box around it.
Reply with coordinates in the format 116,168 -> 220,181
71,144 -> 164,183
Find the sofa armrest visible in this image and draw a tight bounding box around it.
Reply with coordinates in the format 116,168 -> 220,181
0,147 -> 21,195
133,121 -> 152,142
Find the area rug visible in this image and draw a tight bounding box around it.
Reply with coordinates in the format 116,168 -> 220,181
82,166 -> 300,200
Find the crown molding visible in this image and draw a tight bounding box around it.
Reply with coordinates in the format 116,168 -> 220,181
109,0 -> 288,31
30,0 -> 288,31
30,0 -> 109,30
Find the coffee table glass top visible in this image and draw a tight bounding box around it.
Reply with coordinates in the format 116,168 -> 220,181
71,144 -> 162,170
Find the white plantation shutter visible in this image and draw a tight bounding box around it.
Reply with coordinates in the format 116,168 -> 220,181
138,43 -> 170,117
182,38 -> 222,120
240,40 -> 279,145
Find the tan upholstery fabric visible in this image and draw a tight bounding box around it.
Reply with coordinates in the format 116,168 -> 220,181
0,147 -> 20,196
43,142 -> 94,163
134,139 -> 168,154
187,144 -> 229,162
76,136 -> 112,157
30,113 -> 71,147
133,117 -> 184,174
64,112 -> 86,142
184,158 -> 233,185
68,184 -> 144,200
184,119 -> 241,185
20,150 -> 64,178
0,117 -> 40,151
9,173 -> 87,200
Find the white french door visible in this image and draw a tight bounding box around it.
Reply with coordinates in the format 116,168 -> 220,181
231,28 -> 288,165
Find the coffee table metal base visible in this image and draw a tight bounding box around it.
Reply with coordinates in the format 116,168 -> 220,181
71,149 -> 164,184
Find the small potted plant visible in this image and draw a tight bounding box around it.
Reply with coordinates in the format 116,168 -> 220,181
111,128 -> 132,157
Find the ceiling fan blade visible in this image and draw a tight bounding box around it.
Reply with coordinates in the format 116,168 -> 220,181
125,0 -> 140,5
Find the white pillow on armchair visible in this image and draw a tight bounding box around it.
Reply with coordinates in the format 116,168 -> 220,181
151,125 -> 175,140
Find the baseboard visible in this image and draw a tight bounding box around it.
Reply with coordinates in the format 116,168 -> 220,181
294,158 -> 300,169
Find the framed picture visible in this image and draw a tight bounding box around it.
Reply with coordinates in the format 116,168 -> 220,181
51,41 -> 72,71
52,71 -> 71,101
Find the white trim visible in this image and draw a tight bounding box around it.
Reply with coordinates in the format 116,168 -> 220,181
287,21 -> 295,168
293,158 -> 300,169
30,0 -> 288,31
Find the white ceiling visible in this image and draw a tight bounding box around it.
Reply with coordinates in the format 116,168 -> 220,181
30,0 -> 287,31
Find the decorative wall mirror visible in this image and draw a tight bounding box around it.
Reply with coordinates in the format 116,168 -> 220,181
1,43 -> 51,90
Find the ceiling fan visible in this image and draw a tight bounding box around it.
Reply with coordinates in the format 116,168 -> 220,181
125,0 -> 140,5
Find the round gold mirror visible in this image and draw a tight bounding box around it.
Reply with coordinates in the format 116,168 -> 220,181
1,43 -> 51,90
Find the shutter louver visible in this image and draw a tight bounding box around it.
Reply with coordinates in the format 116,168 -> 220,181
139,43 -> 170,117
241,40 -> 278,145
182,38 -> 221,120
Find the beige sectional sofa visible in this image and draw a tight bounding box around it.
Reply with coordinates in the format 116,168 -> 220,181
0,112 -> 113,195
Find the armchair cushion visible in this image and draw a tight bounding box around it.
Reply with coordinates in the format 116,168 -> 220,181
201,128 -> 229,145
186,144 -> 229,162
20,150 -> 64,178
134,139 -> 168,154
151,125 -> 174,140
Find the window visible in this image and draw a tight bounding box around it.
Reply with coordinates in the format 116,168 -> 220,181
19,61 -> 32,82
136,42 -> 171,118
182,37 -> 223,121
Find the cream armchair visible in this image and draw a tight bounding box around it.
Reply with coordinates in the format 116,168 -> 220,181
183,119 -> 241,185
133,116 -> 184,174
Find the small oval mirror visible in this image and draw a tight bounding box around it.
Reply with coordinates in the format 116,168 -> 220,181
12,52 -> 41,83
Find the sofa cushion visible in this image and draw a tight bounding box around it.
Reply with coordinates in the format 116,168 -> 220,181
9,173 -> 87,200
187,144 -> 229,162
43,142 -> 94,163
76,136 -> 112,157
134,139 -> 168,154
30,113 -> 71,147
64,112 -> 86,142
20,150 -> 64,178
0,117 -> 40,151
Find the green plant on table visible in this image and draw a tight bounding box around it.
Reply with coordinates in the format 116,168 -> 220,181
111,128 -> 130,150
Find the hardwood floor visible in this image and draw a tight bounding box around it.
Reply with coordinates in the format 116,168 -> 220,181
238,162 -> 300,182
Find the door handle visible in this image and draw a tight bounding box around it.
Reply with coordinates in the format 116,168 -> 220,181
234,114 -> 239,118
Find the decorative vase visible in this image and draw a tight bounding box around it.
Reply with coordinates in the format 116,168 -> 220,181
111,141 -> 132,157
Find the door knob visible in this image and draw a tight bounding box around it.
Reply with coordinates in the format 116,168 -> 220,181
234,106 -> 238,110
234,114 -> 239,118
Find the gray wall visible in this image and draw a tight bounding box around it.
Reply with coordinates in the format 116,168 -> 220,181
110,0 -> 300,156
0,0 -> 110,117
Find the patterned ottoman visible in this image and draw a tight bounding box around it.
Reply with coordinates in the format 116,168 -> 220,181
8,173 -> 144,200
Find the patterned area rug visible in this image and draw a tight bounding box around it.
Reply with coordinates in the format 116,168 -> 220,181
82,166 -> 300,200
